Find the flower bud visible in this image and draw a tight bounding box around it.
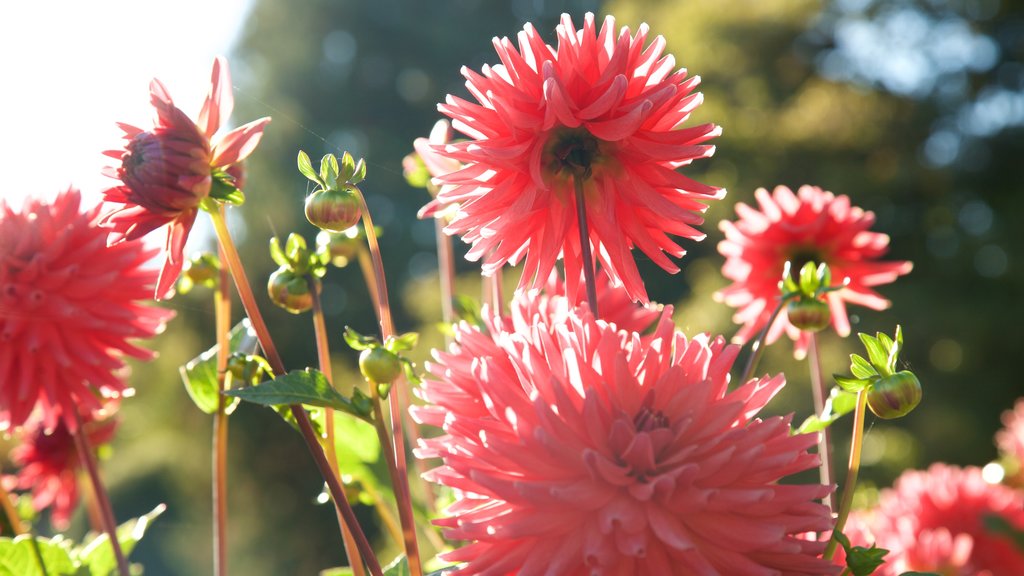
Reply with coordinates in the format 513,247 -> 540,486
359,347 -> 402,386
316,229 -> 361,267
867,370 -> 922,419
305,185 -> 362,232
787,297 -> 831,332
267,269 -> 313,314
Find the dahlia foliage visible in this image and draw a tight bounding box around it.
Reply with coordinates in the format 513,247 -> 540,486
717,185 -> 913,358
3,11 -> 1012,576
413,289 -> 837,575
426,13 -> 723,302
0,189 -> 172,431
101,57 -> 271,298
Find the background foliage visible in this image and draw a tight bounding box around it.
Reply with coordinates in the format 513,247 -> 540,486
59,0 -> 1023,573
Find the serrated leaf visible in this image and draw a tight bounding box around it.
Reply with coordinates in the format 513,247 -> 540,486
225,369 -> 371,422
298,150 -> 320,184
387,332 -> 419,352
850,354 -> 877,379
343,327 -> 378,351
77,504 -> 165,576
384,555 -> 410,576
0,535 -> 77,576
835,374 -> 872,392
179,320 -> 257,414
859,333 -> 890,375
269,237 -> 289,268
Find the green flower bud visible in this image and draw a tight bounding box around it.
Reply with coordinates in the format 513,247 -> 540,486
267,269 -> 313,314
787,297 -> 831,332
359,347 -> 402,386
867,370 -> 922,419
316,228 -> 361,267
305,185 -> 362,232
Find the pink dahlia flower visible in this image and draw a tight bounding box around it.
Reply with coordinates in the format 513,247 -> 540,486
0,189 -> 173,431
6,412 -> 118,530
101,57 -> 271,299
533,269 -> 661,334
996,398 -> 1024,473
413,291 -> 837,575
845,464 -> 1024,575
717,185 -> 912,359
426,13 -> 723,303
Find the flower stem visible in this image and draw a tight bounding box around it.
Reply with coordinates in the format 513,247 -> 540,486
807,333 -> 835,514
206,207 -> 383,576
71,409 -> 129,576
213,248 -> 231,576
573,176 -> 599,316
352,193 -> 423,576
0,471 -> 25,535
824,389 -> 868,560
739,298 -> 787,384
309,275 -> 366,576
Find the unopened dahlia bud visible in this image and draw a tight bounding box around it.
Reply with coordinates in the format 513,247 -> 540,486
305,185 -> 362,232
267,269 -> 313,314
359,347 -> 402,387
867,370 -> 922,419
787,297 -> 831,332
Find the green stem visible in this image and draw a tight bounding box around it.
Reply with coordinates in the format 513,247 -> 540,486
824,389 -> 868,560
739,299 -> 787,384
807,333 -> 835,515
71,409 -> 129,576
573,176 -> 599,316
352,193 -> 423,576
213,247 -> 231,576
206,206 -> 383,576
309,275 -> 366,576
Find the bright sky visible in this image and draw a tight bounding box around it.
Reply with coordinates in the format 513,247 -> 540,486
0,0 -> 253,207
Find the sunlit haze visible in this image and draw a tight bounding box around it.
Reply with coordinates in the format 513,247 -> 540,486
0,0 -> 253,207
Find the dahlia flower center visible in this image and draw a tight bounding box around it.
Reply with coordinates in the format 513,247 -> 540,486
633,407 -> 669,433
544,127 -> 605,182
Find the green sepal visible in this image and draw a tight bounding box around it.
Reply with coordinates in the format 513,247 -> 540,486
352,158 -> 367,184
834,531 -> 889,576
339,152 -> 357,183
297,150 -> 322,186
835,374 -> 873,393
858,333 -> 891,377
179,320 -> 258,415
343,327 -> 379,351
270,236 -> 289,268
850,354 -> 878,379
225,369 -> 373,422
208,169 -> 245,205
386,332 -> 419,352
797,387 -> 858,434
402,360 -> 422,387
77,504 -> 165,576
320,154 -> 340,190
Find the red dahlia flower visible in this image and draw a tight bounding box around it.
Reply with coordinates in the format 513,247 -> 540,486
101,57 -> 270,299
413,291 -> 837,575
0,189 -> 173,431
845,464 -> 1024,575
426,13 -> 723,303
717,185 -> 912,359
7,413 -> 118,530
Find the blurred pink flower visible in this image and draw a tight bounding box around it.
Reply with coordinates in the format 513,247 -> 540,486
0,189 -> 173,431
413,290 -> 836,575
534,269 -> 661,334
997,398 -> 1024,475
846,464 -> 1024,575
717,185 -> 912,359
427,13 -> 723,303
101,57 -> 270,299
7,413 -> 117,530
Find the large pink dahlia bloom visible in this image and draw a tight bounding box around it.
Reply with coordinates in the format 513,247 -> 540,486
6,412 -> 118,530
0,189 -> 173,431
413,291 -> 837,575
717,185 -> 912,359
101,57 -> 270,299
426,13 -> 723,303
844,464 -> 1024,575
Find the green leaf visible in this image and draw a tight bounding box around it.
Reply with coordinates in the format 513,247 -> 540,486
850,354 -> 877,379
77,504 -> 165,576
297,150 -> 321,184
343,327 -> 379,351
858,333 -> 890,375
835,374 -> 872,393
386,332 -> 419,352
384,555 -> 410,576
225,369 -> 371,421
0,536 -> 77,576
179,320 -> 258,414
